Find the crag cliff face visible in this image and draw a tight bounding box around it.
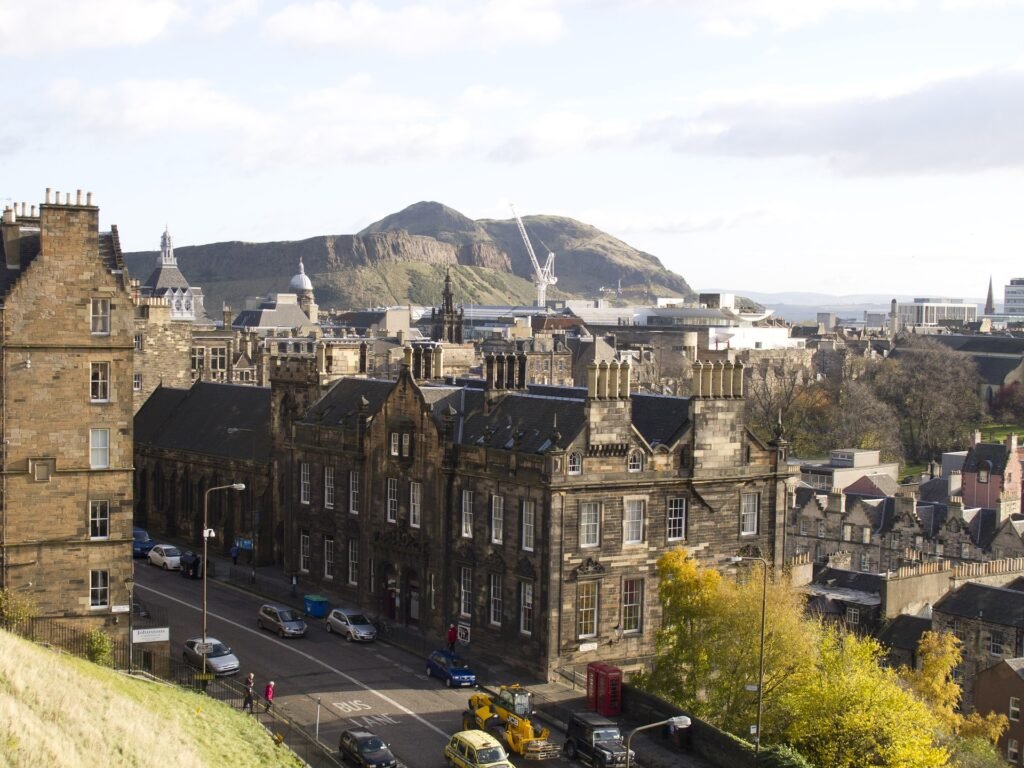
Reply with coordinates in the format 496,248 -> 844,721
123,201 -> 692,310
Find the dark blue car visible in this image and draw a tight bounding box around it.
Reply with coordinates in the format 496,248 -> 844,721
132,527 -> 155,558
425,649 -> 477,688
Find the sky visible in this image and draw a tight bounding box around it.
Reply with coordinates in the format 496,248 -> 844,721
3,0 -> 1024,300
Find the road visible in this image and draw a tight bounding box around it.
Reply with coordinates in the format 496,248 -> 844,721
134,561 -> 577,768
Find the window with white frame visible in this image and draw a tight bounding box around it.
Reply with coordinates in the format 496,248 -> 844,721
799,518 -> 808,535
1011,696 -> 1021,722
520,582 -> 534,635
90,298 -> 110,335
133,333 -> 144,351
627,451 -> 644,473
402,432 -> 411,457
568,452 -> 582,475
89,500 -> 109,539
577,580 -> 597,638
845,606 -> 860,625
990,630 -> 1007,657
461,490 -> 474,538
491,496 -> 504,544
860,553 -> 872,572
667,498 -> 686,541
741,492 -> 759,535
935,541 -> 944,557
410,482 -> 421,528
190,347 -> 205,372
842,523 -> 853,542
90,428 -> 110,469
90,570 -> 109,609
133,373 -> 142,392
818,520 -> 826,538
324,536 -> 334,579
489,573 -> 503,626
623,499 -> 645,544
348,539 -> 359,585
387,478 -> 398,522
460,567 -> 473,617
622,578 -> 642,633
1009,738 -> 1019,762
862,526 -> 872,544
90,362 -> 110,402
390,432 -> 399,456
580,502 -> 600,548
299,530 -> 310,573
324,467 -> 335,509
349,470 -> 360,513
915,534 -> 924,549
961,542 -> 971,559
210,347 -> 227,371
521,501 -> 535,552
300,463 -> 311,504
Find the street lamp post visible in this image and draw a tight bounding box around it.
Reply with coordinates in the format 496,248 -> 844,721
731,555 -> 768,764
124,576 -> 135,674
202,482 -> 245,675
624,715 -> 691,768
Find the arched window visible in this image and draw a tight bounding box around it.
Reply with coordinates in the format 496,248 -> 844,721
568,452 -> 582,475
979,460 -> 991,484
627,451 -> 644,473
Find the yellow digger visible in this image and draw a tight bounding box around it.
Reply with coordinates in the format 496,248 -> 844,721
463,684 -> 561,760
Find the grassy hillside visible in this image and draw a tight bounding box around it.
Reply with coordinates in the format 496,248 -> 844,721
0,630 -> 302,768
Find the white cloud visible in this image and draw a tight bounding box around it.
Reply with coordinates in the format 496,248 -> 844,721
194,0 -> 260,33
265,0 -> 565,53
694,0 -> 915,35
0,0 -> 185,55
460,85 -> 530,110
488,109 -> 635,162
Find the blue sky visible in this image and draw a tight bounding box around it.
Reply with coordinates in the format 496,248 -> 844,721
3,0 -> 1024,298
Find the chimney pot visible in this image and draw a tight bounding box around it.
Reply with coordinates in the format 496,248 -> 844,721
45,187 -> 52,204
86,191 -> 93,206
76,189 -> 82,205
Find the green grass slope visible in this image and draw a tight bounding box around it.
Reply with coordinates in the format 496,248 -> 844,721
0,630 -> 303,768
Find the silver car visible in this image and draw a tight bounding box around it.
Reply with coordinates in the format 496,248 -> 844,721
182,637 -> 240,676
257,603 -> 307,638
325,608 -> 377,642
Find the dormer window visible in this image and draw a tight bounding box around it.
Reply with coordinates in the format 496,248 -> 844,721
568,452 -> 582,475
978,460 -> 991,484
627,451 -> 644,473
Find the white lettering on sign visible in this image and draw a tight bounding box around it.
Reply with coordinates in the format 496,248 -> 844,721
333,700 -> 373,714
132,627 -> 169,643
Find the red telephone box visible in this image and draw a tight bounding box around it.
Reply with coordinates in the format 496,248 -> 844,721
586,662 -> 623,716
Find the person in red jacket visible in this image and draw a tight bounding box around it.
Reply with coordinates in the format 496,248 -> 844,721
264,680 -> 275,712
446,623 -> 458,651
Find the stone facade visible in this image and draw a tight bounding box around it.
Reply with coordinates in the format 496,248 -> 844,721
132,297 -> 192,412
0,191 -> 134,630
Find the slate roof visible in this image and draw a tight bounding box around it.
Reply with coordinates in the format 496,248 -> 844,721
933,581 -> 1024,626
233,301 -> 312,331
134,382 -> 272,462
632,393 -> 691,448
460,393 -> 585,453
301,378 -> 396,429
928,335 -> 1024,356
142,261 -> 191,292
844,475 -> 898,497
918,476 -> 951,503
877,615 -> 932,653
963,443 -> 1013,475
813,567 -> 883,595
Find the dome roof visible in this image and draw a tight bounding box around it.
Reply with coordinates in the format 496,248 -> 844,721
290,258 -> 313,292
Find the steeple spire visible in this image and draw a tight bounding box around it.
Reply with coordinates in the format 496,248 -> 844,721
985,275 -> 995,315
159,226 -> 176,266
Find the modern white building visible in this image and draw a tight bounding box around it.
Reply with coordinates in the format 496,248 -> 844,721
895,298 -> 977,328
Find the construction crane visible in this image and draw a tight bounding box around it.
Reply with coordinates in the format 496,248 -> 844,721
511,204 -> 556,308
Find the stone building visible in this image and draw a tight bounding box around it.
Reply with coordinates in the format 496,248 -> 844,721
282,356 -> 791,678
0,190 -> 134,628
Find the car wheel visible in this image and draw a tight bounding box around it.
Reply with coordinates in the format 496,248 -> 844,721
445,676 -> 452,688
345,632 -> 353,642
326,622 -> 333,634
162,562 -> 169,570
565,741 -> 577,760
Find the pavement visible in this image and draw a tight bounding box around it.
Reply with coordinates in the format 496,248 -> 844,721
168,541 -> 713,768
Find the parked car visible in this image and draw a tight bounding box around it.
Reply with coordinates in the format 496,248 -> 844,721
132,527 -> 155,559
563,711 -> 633,767
257,603 -> 307,638
325,608 -> 377,642
179,550 -> 203,579
182,636 -> 240,676
442,730 -> 513,768
425,649 -> 477,688
148,544 -> 182,570
338,728 -> 403,767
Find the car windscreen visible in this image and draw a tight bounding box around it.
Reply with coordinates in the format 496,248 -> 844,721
163,547 -> 180,557
347,614 -> 371,625
279,610 -> 300,622
209,643 -> 232,657
477,747 -> 505,762
133,529 -> 150,541
449,657 -> 470,669
359,736 -> 385,751
594,729 -> 622,741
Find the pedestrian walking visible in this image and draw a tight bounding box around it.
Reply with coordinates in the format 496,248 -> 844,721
264,680 -> 275,713
446,623 -> 458,652
230,544 -> 239,565
242,673 -> 255,714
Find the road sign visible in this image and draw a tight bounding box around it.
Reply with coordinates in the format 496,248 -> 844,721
195,642 -> 214,654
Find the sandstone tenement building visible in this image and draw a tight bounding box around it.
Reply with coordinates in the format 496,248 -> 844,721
0,190 -> 134,628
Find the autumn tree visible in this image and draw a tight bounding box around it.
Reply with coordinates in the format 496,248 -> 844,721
865,337 -> 981,461
801,378 -> 903,462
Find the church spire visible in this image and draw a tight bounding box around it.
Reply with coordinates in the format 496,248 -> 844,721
985,275 -> 995,315
159,226 -> 176,266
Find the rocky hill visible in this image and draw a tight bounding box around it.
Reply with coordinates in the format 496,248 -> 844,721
123,201 -> 693,311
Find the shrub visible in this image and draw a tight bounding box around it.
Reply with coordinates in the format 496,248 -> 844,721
0,587 -> 36,629
86,628 -> 114,667
759,744 -> 814,768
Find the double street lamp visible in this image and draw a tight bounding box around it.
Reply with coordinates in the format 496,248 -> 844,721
730,555 -> 768,764
201,482 -> 246,675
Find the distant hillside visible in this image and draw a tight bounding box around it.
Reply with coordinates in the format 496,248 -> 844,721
123,201 -> 693,311
0,629 -> 300,767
